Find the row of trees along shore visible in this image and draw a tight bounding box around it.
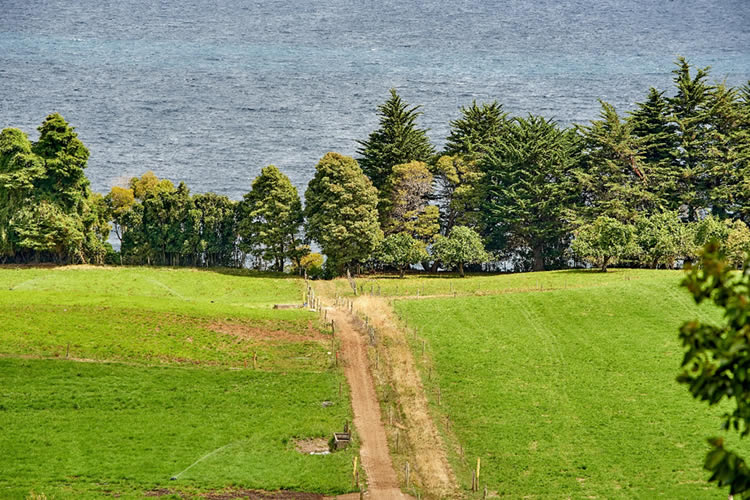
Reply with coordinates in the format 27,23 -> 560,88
1,58 -> 749,275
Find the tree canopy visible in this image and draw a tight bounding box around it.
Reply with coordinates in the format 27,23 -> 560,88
238,165 -> 304,271
304,152 -> 382,273
357,89 -> 434,191
481,115 -> 580,271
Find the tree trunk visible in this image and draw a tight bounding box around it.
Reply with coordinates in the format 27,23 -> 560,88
601,256 -> 611,272
459,262 -> 465,278
399,266 -> 405,278
532,244 -> 544,272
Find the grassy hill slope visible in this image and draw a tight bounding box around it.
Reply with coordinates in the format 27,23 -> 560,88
393,269 -> 740,498
0,266 -> 355,499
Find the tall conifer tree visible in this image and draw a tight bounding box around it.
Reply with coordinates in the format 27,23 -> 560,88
357,89 -> 434,190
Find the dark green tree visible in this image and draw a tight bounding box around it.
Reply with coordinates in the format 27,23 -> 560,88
443,101 -> 507,159
669,58 -> 712,221
193,192 -> 238,267
304,152 -> 382,274
576,101 -> 651,222
357,89 -> 434,190
628,88 -> 678,210
238,165 -> 303,271
480,115 -> 580,271
0,114 -> 109,263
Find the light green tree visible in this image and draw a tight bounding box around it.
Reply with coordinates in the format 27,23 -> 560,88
634,211 -> 691,269
376,232 -> 428,278
726,220 -> 750,268
678,242 -> 750,498
432,154 -> 484,233
571,216 -> 637,272
304,152 -> 382,274
382,161 -> 439,242
431,225 -> 489,277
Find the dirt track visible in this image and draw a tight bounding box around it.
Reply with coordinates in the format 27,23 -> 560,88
354,297 -> 459,499
328,306 -> 411,500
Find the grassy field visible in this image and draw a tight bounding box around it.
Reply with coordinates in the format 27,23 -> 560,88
328,268 -> 663,298
392,269 -> 744,498
0,266 -> 356,499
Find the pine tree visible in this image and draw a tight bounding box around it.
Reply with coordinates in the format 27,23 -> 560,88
668,58 -> 712,221
576,101 -> 651,222
628,87 -> 678,210
443,101 -> 507,159
357,89 -> 434,190
480,115 -> 579,271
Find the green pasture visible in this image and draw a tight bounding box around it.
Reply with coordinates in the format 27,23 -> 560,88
0,359 -> 353,499
0,266 -> 329,370
333,268 -> 671,298
0,266 -> 355,498
394,269 -> 742,498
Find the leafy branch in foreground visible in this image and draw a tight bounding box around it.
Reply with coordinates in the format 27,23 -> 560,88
679,241 -> 750,497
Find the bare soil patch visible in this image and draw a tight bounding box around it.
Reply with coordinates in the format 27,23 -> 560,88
327,306 -> 413,500
295,438 -> 330,454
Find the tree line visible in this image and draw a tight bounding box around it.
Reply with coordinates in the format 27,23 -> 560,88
1,58 -> 748,275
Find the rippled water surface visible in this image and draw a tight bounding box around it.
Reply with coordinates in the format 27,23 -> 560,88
1,0 -> 749,197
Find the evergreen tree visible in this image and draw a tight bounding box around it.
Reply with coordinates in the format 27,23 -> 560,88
238,165 -> 303,271
0,114 -> 109,263
480,115 -> 579,271
669,58 -> 712,221
704,83 -> 750,218
443,101 -> 507,159
357,89 -> 434,190
193,192 -> 238,267
735,82 -> 750,223
304,152 -> 382,274
628,88 -> 678,210
576,100 -> 651,222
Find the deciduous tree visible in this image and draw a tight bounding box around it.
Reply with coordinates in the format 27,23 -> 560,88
376,232 -> 428,278
678,242 -> 750,498
431,225 -> 488,277
238,165 -> 303,271
304,152 -> 382,274
571,216 -> 636,272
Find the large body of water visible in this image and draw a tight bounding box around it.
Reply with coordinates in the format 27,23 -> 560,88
1,0 -> 749,199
